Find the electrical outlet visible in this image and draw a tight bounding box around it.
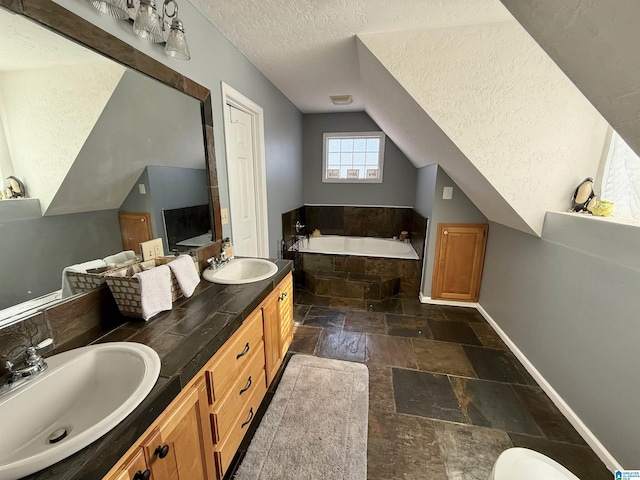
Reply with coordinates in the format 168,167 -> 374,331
221,208 -> 229,225
140,238 -> 164,261
443,186 -> 453,200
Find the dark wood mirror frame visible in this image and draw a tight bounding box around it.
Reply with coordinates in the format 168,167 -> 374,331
0,0 -> 223,246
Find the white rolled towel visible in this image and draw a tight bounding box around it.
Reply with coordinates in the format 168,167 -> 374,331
168,255 -> 200,298
103,250 -> 137,266
134,265 -> 173,321
61,259 -> 107,298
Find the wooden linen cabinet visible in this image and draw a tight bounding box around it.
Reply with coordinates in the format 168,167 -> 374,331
431,223 -> 488,302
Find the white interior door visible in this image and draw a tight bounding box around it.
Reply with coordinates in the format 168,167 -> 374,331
226,104 -> 259,256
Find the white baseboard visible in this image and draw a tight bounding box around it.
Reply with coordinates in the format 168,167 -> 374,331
476,304 -> 621,472
419,292 -> 478,308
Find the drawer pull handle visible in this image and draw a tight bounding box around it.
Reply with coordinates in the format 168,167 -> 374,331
133,470 -> 151,480
154,444 -> 170,459
241,407 -> 254,429
236,342 -> 250,359
239,376 -> 253,395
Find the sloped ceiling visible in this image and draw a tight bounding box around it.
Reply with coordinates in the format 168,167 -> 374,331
0,8 -> 205,217
499,0 -> 640,157
191,0 -> 512,112
193,0 -> 615,236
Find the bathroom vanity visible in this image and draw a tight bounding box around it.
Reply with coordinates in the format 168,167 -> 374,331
102,271 -> 294,480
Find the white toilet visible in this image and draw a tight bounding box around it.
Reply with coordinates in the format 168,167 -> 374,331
490,447 -> 580,480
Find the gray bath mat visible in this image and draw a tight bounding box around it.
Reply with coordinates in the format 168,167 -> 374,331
234,354 -> 369,480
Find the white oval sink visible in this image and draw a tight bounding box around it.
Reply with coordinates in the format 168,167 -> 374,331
0,342 -> 160,480
202,258 -> 278,284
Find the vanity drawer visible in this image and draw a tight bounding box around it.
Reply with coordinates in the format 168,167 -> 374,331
214,370 -> 267,479
206,309 -> 263,405
210,343 -> 266,443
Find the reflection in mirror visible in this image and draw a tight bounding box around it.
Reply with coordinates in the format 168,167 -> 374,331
0,7 -> 213,322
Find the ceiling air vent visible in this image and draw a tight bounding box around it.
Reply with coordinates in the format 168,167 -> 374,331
330,95 -> 353,105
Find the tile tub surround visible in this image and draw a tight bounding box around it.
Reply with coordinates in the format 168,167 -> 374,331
291,290 -> 612,480
2,260 -> 292,480
283,206 -> 427,260
301,253 -> 422,298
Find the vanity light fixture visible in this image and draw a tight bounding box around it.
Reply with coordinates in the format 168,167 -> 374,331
91,0 -> 190,60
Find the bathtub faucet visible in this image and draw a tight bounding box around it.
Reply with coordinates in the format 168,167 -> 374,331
295,220 -> 305,233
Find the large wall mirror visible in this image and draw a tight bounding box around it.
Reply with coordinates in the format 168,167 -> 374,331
0,0 -> 221,326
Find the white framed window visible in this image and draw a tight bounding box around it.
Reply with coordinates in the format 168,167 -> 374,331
322,131 -> 385,183
601,131 -> 640,221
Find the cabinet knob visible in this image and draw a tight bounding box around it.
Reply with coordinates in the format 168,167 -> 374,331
443,231 -> 448,235
154,444 -> 170,459
278,291 -> 288,301
133,470 -> 151,480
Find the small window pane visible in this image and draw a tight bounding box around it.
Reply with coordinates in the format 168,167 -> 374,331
366,152 -> 379,166
340,166 -> 350,178
353,138 -> 367,152
327,152 -> 340,166
341,138 -> 354,152
366,138 -> 379,151
353,152 -> 366,165
340,152 -> 353,165
328,138 -> 341,152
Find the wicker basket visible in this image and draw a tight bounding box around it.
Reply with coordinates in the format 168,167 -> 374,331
66,266 -> 120,294
105,258 -> 182,318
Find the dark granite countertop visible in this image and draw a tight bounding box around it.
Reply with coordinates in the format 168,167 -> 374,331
24,260 -> 293,480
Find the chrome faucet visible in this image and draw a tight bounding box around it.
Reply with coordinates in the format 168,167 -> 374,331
1,338 -> 53,394
207,255 -> 230,270
295,220 -> 305,233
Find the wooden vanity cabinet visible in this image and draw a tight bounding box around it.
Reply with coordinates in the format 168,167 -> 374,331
104,272 -> 294,480
263,273 -> 294,385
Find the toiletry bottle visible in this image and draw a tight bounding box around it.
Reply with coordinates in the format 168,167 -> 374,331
223,238 -> 234,260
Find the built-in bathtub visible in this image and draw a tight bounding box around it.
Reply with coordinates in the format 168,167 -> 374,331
292,235 -> 422,300
295,235 -> 419,260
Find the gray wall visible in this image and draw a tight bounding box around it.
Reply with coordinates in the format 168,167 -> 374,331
421,166 -> 487,295
148,166 -> 209,251
0,209 -> 121,309
480,214 -> 640,467
302,112 -> 416,207
119,166 -> 209,252
51,0 -> 304,259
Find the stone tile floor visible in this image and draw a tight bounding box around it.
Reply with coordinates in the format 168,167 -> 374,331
291,290 -> 611,480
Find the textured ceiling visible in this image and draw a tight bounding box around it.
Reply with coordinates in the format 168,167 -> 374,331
499,0 -> 640,158
0,8 -> 110,71
190,0 -> 512,113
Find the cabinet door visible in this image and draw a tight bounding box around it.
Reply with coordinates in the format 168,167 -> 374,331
277,274 -> 294,358
105,448 -> 149,480
262,293 -> 281,386
431,223 -> 488,302
143,382 -> 211,480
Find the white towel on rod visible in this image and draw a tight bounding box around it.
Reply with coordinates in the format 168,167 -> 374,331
168,255 -> 200,298
134,265 -> 172,321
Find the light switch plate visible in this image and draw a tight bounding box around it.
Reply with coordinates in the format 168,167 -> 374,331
138,184 -> 146,195
221,208 -> 229,225
443,186 -> 453,200
140,238 -> 164,261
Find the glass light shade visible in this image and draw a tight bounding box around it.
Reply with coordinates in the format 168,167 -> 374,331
133,0 -> 164,43
165,19 -> 190,60
91,0 -> 129,19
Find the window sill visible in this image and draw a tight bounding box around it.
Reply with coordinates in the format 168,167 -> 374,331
544,211 -> 640,271
0,197 -> 41,221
